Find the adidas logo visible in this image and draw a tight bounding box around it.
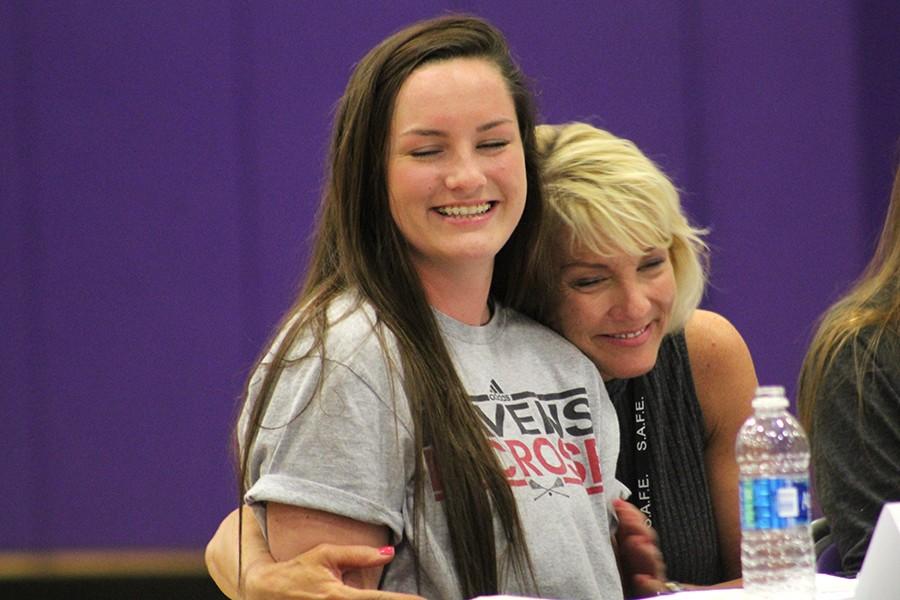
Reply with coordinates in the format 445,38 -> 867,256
487,379 -> 512,402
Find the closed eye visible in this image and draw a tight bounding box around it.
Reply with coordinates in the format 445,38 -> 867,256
478,140 -> 510,151
571,276 -> 608,289
410,147 -> 441,158
639,258 -> 665,271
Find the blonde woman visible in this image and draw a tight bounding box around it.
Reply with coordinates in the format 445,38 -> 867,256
798,162 -> 900,576
531,123 -> 756,586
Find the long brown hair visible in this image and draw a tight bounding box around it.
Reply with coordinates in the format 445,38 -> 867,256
798,161 -> 900,437
238,15 -> 545,597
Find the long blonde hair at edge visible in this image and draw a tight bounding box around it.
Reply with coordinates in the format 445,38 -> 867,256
532,122 -> 709,333
798,163 -> 900,437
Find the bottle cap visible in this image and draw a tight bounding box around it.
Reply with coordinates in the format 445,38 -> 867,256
752,385 -> 789,410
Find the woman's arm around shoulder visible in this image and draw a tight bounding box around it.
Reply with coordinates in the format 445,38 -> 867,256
685,309 -> 758,582
205,505 -> 423,600
267,503 -> 388,589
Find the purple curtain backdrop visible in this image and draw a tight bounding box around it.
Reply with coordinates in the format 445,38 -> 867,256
2,1 -> 899,550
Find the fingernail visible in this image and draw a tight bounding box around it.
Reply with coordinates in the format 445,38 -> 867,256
378,546 -> 395,556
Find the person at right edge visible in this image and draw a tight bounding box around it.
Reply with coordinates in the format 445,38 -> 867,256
798,159 -> 900,577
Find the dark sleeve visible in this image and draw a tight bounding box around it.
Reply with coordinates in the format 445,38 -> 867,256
811,331 -> 900,576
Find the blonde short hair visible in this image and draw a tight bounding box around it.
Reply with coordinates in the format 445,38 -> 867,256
535,122 -> 709,333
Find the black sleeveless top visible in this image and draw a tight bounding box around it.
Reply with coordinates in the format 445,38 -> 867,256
606,331 -> 726,584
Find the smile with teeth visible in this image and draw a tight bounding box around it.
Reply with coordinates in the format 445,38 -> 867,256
606,325 -> 649,339
435,202 -> 492,217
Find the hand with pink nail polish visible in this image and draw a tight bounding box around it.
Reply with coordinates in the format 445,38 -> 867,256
206,507 -> 424,600
242,543 -> 423,600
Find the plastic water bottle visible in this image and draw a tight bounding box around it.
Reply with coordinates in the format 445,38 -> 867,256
736,386 -> 815,598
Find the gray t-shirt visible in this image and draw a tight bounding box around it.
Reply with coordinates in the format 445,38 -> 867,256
242,295 -> 626,599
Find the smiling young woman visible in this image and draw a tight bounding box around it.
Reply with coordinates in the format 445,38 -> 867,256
386,57 -> 527,324
205,16 -> 661,600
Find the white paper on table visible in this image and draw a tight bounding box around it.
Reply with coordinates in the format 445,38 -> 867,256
815,573 -> 858,599
474,573 -> 857,600
854,502 -> 900,600
654,575 -> 856,599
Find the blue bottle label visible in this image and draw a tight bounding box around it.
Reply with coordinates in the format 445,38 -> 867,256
739,477 -> 810,529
